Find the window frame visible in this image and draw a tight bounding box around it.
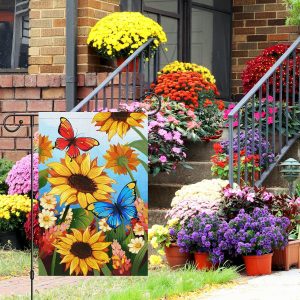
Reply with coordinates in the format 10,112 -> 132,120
0,0 -> 29,73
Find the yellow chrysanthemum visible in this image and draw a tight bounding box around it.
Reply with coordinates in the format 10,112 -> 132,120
47,154 -> 115,209
54,227 -> 111,276
39,135 -> 53,163
92,112 -> 146,141
104,144 -> 139,175
159,61 -> 216,84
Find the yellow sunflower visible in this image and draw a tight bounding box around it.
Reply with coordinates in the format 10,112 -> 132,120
39,135 -> 53,163
92,112 -> 146,140
104,144 -> 139,175
54,227 -> 111,276
47,154 -> 115,209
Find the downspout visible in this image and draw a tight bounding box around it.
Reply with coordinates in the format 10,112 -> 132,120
66,0 -> 77,111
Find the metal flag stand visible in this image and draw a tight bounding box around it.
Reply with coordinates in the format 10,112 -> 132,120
3,113 -> 38,300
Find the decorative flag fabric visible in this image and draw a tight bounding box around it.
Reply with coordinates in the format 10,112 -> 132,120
38,112 -> 148,276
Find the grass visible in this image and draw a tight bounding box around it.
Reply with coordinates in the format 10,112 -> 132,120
0,250 -> 239,300
3,263 -> 239,300
0,247 -> 32,277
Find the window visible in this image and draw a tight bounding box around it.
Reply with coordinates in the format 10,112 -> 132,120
0,0 -> 29,71
121,0 -> 232,99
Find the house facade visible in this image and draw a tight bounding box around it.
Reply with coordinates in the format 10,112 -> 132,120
0,0 -> 299,160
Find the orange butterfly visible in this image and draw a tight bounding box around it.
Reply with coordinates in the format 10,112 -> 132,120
55,117 -> 99,158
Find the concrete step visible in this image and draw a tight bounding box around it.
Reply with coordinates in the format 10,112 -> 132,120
149,183 -> 181,208
149,162 -> 213,185
185,141 -> 216,162
149,209 -> 169,227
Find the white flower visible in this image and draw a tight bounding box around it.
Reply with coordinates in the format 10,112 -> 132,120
128,237 -> 145,254
133,223 -> 144,236
167,218 -> 179,227
38,209 -> 56,229
40,193 -> 57,210
99,218 -> 112,232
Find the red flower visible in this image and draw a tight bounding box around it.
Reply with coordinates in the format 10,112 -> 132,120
213,143 -> 223,154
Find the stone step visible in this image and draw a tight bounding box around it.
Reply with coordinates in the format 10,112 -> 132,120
149,162 -> 213,185
149,209 -> 168,227
185,141 -> 216,162
149,183 -> 181,208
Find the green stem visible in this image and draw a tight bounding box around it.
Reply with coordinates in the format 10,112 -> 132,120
59,205 -> 70,224
132,127 -> 147,142
125,164 -> 141,198
50,249 -> 57,275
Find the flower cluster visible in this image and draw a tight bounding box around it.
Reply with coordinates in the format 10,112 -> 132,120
87,12 -> 167,58
0,194 -> 32,232
166,198 -> 221,226
171,179 -> 229,207
211,129 -> 275,182
111,239 -> 132,275
152,71 -> 219,110
149,112 -> 188,175
242,44 -> 300,95
5,153 -> 39,198
218,208 -> 290,256
159,61 -> 216,84
220,186 -> 274,220
24,202 -> 44,247
177,213 -> 226,264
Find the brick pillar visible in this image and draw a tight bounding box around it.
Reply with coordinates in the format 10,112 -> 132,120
77,0 -> 120,73
28,0 -> 120,75
232,0 -> 300,98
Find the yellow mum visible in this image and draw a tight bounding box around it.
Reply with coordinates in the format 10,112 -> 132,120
159,61 -> 216,84
47,154 -> 115,209
87,12 -> 167,58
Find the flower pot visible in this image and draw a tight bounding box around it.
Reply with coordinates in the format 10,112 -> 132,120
272,240 -> 300,271
0,230 -> 28,250
243,253 -> 273,276
194,252 -> 213,270
164,244 -> 190,269
116,57 -> 140,73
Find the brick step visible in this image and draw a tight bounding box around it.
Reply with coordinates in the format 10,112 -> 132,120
149,209 -> 168,227
149,162 -> 213,185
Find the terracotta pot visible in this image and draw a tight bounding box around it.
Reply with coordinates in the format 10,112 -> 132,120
243,253 -> 273,276
164,244 -> 190,269
272,240 -> 300,271
194,252 -> 213,270
116,57 -> 139,73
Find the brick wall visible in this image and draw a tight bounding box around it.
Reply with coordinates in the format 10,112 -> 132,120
232,0 -> 299,98
28,0 -> 120,75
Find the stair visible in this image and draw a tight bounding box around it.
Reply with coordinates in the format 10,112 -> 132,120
148,131 -> 300,226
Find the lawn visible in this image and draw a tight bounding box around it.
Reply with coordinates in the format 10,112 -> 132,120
1,250 -> 239,300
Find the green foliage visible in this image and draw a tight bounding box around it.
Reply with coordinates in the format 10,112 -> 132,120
0,158 -> 13,194
285,0 -> 300,25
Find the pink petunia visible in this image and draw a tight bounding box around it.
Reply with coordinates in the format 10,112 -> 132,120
159,156 -> 167,163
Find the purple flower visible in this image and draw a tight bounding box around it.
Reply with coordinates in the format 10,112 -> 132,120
172,147 -> 181,154
159,156 -> 167,163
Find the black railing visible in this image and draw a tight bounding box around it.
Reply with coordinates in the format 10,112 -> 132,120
71,38 -> 160,112
228,36 -> 300,187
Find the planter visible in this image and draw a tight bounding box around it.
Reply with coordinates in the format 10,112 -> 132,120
272,240 -> 300,271
0,230 -> 28,250
194,252 -> 213,270
116,57 -> 140,73
243,253 -> 273,276
165,244 -> 190,269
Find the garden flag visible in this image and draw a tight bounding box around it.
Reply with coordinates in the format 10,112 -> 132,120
38,112 -> 148,276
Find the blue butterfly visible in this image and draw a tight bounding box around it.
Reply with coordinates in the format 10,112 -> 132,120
89,181 -> 137,229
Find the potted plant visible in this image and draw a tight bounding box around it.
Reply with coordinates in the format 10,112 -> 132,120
87,12 -> 167,71
0,158 -> 13,195
270,194 -> 300,270
148,219 -> 189,269
0,194 -> 32,250
220,208 -> 290,276
177,213 -> 226,270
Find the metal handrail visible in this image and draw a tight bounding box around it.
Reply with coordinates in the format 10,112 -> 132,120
71,38 -> 155,112
228,36 -> 300,187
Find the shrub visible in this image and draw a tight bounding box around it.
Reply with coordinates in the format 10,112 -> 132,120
0,159 -> 13,194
